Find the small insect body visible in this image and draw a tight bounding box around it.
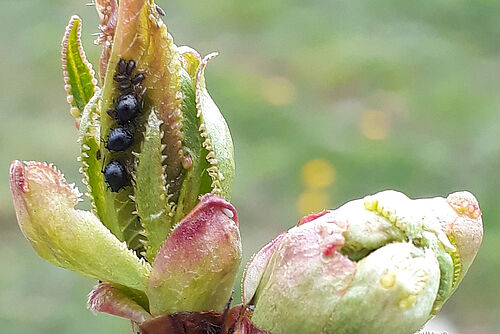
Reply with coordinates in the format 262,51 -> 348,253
102,59 -> 145,192
106,127 -> 135,152
103,160 -> 129,192
115,94 -> 141,125
109,58 -> 144,124
113,59 -> 144,95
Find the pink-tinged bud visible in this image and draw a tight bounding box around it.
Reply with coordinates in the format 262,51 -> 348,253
9,160 -> 151,291
88,283 -> 151,323
244,212 -> 357,334
242,190 -> 484,334
147,194 -> 242,316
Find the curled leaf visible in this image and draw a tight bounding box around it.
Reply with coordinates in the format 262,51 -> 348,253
134,109 -> 174,262
241,233 -> 286,305
78,91 -> 108,222
147,194 -> 241,316
9,160 -> 150,291
179,46 -> 201,79
61,15 -> 98,125
88,282 -> 151,323
89,0 -> 236,256
172,52 -> 236,223
194,54 -> 235,200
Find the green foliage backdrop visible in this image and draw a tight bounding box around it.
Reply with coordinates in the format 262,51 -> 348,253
0,0 -> 498,332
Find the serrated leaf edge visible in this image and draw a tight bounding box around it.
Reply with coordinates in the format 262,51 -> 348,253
61,15 -> 98,120
195,52 -> 224,196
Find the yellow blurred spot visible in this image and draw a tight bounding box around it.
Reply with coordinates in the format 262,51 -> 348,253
297,189 -> 330,217
302,159 -> 336,188
261,76 -> 296,106
359,110 -> 391,140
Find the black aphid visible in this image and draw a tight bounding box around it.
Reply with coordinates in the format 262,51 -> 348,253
103,160 -> 129,192
106,127 -> 135,152
115,94 -> 140,124
110,59 -> 144,121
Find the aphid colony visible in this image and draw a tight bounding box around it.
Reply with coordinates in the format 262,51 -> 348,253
102,59 -> 145,192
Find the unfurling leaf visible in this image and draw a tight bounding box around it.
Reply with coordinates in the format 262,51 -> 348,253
88,282 -> 151,323
9,161 -> 150,291
147,194 -> 241,316
61,15 -> 98,125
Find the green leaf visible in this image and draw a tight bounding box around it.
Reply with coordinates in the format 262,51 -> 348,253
178,46 -> 201,79
92,1 -> 236,258
97,0 -> 182,255
79,92 -> 105,217
80,89 -> 142,251
171,69 -> 207,221
134,109 -> 174,262
173,53 -> 235,223
9,161 -> 150,291
61,15 -> 98,120
194,53 -> 235,200
422,232 -> 454,316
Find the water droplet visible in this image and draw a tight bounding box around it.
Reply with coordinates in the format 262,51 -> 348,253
222,208 -> 234,219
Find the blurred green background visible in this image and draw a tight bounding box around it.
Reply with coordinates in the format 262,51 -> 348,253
1,0 -> 499,333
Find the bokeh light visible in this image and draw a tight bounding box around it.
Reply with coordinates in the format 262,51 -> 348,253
297,188 -> 330,217
298,159 -> 336,217
359,109 -> 391,140
301,159 -> 336,189
260,76 -> 296,106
